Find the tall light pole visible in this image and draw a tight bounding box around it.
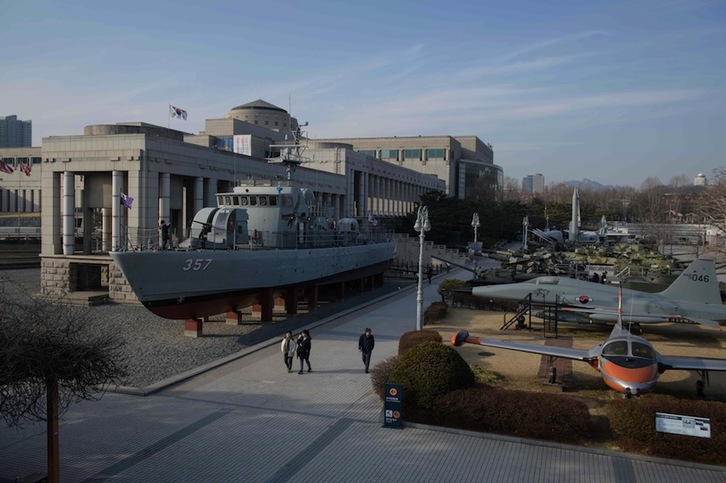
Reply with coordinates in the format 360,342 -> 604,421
471,213 -> 480,272
414,205 -> 431,331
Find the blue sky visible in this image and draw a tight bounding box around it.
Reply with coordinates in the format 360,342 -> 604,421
2,0 -> 724,187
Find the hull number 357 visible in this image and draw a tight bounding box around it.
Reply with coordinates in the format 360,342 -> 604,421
182,259 -> 213,271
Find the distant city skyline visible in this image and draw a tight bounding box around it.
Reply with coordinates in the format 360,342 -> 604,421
0,115 -> 32,148
1,0 -> 724,188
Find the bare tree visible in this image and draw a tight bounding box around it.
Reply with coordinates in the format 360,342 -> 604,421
0,293 -> 127,482
669,174 -> 690,188
698,168 -> 726,247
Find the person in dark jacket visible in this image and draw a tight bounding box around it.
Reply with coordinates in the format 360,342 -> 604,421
358,327 -> 375,373
296,330 -> 312,374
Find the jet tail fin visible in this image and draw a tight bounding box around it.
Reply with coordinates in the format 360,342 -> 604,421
658,258 -> 721,305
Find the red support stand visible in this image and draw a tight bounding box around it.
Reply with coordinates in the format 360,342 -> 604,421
225,310 -> 242,325
184,318 -> 203,338
260,288 -> 274,322
306,286 -> 319,310
335,282 -> 345,301
285,288 -> 298,315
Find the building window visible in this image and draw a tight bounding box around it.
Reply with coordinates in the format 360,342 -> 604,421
275,121 -> 279,126
265,120 -> 269,125
32,157 -> 41,164
358,150 -> 376,157
427,148 -> 446,159
380,149 -> 397,159
403,149 -> 421,160
213,137 -> 233,151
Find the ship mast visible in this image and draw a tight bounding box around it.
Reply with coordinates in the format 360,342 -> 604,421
269,121 -> 309,184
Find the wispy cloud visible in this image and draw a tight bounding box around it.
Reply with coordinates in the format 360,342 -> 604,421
498,30 -> 609,62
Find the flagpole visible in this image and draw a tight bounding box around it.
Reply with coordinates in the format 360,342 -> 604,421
168,103 -> 171,129
17,160 -> 21,237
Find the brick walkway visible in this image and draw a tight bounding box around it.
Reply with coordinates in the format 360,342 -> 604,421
2,269 -> 725,482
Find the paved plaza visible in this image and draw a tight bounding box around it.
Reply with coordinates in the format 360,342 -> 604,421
2,272 -> 726,482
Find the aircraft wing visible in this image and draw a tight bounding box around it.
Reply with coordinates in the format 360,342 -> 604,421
559,307 -> 722,329
451,330 -> 594,362
658,355 -> 726,373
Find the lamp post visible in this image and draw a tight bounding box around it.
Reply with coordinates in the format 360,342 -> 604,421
471,213 -> 480,271
414,205 -> 431,331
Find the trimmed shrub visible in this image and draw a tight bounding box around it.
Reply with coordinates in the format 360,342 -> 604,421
438,278 -> 468,303
388,341 -> 475,410
424,302 -> 448,325
607,396 -> 726,465
398,330 -> 442,356
429,386 -> 591,444
370,355 -> 399,401
469,364 -> 503,385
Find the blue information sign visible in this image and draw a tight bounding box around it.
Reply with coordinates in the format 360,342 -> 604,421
384,383 -> 403,429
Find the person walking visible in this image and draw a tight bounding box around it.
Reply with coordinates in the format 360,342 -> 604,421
280,331 -> 296,373
358,327 -> 375,373
160,220 -> 170,250
296,330 -> 312,374
426,266 -> 433,284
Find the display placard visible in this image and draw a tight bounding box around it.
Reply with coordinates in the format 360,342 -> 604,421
384,383 -> 403,429
655,412 -> 711,438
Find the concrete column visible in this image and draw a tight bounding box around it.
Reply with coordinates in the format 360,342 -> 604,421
102,208 -> 111,252
392,180 -> 398,215
377,176 -> 383,214
112,170 -> 123,252
384,178 -> 391,216
62,171 -> 75,255
348,170 -> 356,217
159,172 -> 171,226
194,176 -> 204,215
357,171 -> 366,218
205,177 -> 217,207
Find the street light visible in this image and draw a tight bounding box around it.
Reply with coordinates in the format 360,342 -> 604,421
471,213 -> 480,272
414,205 -> 431,331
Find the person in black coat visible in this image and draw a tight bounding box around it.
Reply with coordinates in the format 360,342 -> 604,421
358,327 -> 375,373
296,330 -> 312,374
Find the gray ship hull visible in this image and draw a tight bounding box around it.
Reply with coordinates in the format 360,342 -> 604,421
111,241 -> 395,319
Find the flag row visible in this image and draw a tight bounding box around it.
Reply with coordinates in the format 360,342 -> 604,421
0,160 -> 32,176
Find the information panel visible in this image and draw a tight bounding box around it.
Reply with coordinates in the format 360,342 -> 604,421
655,412 -> 711,438
384,383 -> 403,429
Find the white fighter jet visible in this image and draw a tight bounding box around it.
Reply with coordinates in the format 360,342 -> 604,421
468,257 -> 725,330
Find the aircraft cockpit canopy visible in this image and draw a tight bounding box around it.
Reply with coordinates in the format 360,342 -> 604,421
534,277 -> 559,285
602,340 -> 656,360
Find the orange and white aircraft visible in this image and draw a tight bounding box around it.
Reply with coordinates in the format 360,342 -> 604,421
451,289 -> 726,397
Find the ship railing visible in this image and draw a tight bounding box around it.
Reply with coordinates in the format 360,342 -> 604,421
249,229 -> 392,250
119,228 -> 391,252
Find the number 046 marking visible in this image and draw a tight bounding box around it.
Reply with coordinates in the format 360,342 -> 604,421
687,274 -> 710,283
182,259 -> 212,271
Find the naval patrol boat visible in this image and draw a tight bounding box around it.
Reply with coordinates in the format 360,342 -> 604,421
111,138 -> 395,320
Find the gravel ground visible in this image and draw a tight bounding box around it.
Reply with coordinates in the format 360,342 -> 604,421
0,268 -> 414,389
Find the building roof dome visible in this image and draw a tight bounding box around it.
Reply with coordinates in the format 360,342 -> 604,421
230,99 -> 286,113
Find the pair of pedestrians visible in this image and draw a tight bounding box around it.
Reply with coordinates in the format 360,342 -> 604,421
280,328 -> 375,374
280,330 -> 312,374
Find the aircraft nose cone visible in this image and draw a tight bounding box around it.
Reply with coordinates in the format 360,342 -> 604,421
451,330 -> 470,346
